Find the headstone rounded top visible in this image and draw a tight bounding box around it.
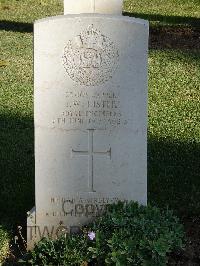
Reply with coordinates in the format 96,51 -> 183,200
64,0 -> 123,15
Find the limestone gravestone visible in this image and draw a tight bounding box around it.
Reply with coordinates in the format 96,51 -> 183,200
64,0 -> 123,15
27,0 -> 149,249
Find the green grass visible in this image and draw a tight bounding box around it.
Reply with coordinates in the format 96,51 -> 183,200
0,0 -> 63,22
124,0 -> 200,26
124,0 -> 200,18
0,0 -> 200,262
148,50 -> 200,214
0,226 -> 9,263
149,50 -> 200,142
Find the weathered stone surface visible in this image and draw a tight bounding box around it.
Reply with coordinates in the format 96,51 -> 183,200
28,13 -> 148,248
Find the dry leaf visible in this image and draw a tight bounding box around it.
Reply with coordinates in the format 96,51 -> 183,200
0,3 -> 10,10
80,262 -> 88,266
0,60 -> 9,67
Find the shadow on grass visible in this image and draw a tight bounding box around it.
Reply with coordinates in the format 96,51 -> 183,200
150,25 -> 200,49
1,11 -> 200,33
148,135 -> 200,216
0,20 -> 33,33
123,12 -> 200,49
149,26 -> 200,50
123,12 -> 200,27
0,114 -> 34,229
1,17 -> 200,50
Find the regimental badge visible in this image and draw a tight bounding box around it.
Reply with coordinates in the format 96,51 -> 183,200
63,25 -> 119,86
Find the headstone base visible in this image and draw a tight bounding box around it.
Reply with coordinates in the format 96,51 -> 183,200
27,207 -> 36,250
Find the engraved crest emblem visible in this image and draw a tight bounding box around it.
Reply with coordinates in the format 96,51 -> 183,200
63,25 -> 119,86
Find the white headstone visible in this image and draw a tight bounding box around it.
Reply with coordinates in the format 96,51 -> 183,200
27,0 -> 149,249
64,0 -> 123,15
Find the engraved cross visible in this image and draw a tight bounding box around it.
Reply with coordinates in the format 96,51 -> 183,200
72,129 -> 111,192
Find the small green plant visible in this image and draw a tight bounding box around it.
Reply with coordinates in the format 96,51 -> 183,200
26,202 -> 184,265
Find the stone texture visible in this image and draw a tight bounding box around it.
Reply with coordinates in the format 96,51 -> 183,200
64,0 -> 123,15
28,14 -> 148,248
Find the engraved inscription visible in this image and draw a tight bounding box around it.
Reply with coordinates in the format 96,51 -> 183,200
72,129 -> 111,192
48,197 -> 127,218
63,25 -> 119,86
53,90 -> 124,129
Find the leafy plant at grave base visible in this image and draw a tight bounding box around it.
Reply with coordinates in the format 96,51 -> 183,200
24,202 -> 185,266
